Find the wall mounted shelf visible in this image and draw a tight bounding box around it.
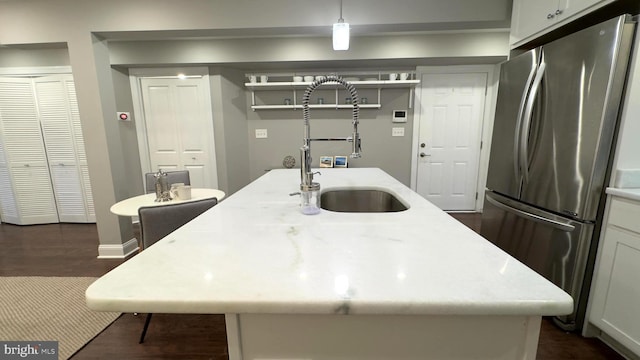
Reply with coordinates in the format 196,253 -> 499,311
245,80 -> 420,90
251,104 -> 383,110
245,73 -> 420,111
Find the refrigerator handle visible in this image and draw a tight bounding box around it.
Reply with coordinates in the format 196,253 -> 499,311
486,194 -> 575,232
520,53 -> 546,184
513,58 -> 539,183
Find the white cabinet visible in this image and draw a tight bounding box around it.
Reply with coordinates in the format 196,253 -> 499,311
0,75 -> 95,225
588,194 -> 640,356
510,0 -> 615,48
246,72 -> 419,111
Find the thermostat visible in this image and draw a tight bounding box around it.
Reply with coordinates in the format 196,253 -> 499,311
392,110 -> 407,123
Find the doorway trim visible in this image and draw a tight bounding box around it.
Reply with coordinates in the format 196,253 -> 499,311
410,65 -> 499,211
129,66 -> 218,187
0,66 -> 72,76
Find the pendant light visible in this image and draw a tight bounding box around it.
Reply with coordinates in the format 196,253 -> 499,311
332,0 -> 349,51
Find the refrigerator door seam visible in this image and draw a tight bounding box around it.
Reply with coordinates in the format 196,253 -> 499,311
520,52 -> 547,185
513,55 -> 539,188
486,194 -> 575,231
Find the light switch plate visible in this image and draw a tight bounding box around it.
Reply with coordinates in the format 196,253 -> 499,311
392,127 -> 405,137
255,129 -> 268,138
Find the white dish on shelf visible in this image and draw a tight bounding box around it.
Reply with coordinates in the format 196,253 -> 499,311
293,76 -> 303,82
304,76 -> 315,82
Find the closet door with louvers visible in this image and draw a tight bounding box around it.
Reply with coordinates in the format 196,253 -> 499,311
63,76 -> 95,222
0,77 -> 59,225
35,75 -> 94,223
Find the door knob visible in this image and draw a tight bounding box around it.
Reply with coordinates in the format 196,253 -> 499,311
420,152 -> 430,158
547,13 -> 554,19
420,143 -> 426,148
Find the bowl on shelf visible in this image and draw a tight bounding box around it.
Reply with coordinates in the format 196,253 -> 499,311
303,76 -> 315,82
293,75 -> 303,82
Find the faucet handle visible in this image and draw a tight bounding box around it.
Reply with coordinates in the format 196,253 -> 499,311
351,137 -> 362,158
312,171 -> 321,176
349,133 -> 362,157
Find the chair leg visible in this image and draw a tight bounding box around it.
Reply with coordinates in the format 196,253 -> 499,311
139,313 -> 153,344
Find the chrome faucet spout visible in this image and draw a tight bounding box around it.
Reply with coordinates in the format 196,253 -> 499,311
300,76 -> 361,190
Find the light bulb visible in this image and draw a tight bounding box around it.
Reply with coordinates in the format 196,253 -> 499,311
333,22 -> 350,51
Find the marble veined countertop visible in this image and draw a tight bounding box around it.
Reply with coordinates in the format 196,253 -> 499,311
606,187 -> 640,202
86,168 -> 572,316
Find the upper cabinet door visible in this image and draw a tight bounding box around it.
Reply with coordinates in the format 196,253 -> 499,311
510,0 -> 614,48
560,0 -> 607,19
510,0 -> 561,45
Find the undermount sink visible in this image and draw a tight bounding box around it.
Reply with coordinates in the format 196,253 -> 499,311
320,189 -> 408,213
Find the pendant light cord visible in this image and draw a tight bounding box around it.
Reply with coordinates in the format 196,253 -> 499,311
339,0 -> 344,22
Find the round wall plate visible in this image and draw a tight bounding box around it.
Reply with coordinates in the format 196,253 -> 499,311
283,155 -> 296,168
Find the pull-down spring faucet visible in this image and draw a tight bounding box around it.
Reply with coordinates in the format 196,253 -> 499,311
299,76 -> 362,204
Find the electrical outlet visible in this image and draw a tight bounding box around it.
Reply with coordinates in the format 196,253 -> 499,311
255,129 -> 268,138
392,127 -> 405,137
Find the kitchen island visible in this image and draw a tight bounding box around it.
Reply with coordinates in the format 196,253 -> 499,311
87,168 -> 572,359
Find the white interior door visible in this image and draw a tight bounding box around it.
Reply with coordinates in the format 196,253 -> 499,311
416,72 -> 486,211
35,74 -> 95,223
139,77 -> 218,189
0,77 -> 58,225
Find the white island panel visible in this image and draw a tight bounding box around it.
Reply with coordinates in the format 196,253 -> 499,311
86,168 -> 572,359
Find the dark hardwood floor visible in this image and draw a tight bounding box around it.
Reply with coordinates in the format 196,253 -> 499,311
0,217 -> 624,360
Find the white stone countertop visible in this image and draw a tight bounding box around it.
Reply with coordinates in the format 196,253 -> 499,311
606,187 -> 640,201
86,168 -> 573,316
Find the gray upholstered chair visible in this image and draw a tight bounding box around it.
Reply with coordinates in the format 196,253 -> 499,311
136,197 -> 218,343
145,170 -> 191,194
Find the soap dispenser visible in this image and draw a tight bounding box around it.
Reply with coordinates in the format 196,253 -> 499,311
300,182 -> 321,215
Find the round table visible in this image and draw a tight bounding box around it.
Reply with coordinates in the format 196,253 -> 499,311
110,188 -> 226,217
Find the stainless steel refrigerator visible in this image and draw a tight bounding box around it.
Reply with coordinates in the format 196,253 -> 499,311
481,14 -> 637,331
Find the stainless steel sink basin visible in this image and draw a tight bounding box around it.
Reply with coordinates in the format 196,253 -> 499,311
320,189 -> 408,213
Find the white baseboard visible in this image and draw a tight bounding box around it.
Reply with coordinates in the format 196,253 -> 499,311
97,238 -> 139,259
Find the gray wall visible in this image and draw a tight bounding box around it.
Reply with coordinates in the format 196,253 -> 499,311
0,43 -> 136,251
0,47 -> 70,68
108,32 -> 509,68
111,67 -> 144,196
0,0 -> 511,254
209,67 -> 251,194
247,86 -> 414,185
